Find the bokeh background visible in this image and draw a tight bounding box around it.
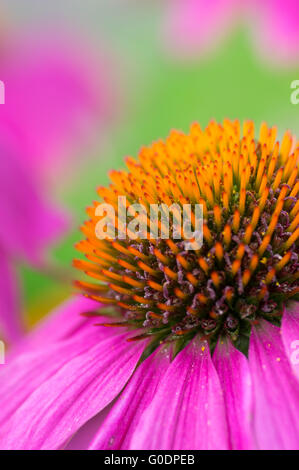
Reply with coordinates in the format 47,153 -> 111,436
1,0 -> 298,332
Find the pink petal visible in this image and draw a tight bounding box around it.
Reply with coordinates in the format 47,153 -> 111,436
213,339 -> 255,449
0,334 -> 94,428
0,249 -> 23,343
0,330 -> 146,450
0,302 -> 117,428
281,302 -> 299,381
0,30 -> 113,186
249,320 -> 299,449
164,0 -> 239,59
129,337 -> 229,450
64,403 -> 114,450
0,131 -> 68,263
87,345 -> 172,450
9,296 -> 102,358
250,0 -> 299,65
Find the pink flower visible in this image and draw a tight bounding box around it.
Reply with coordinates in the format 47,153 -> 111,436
0,30 -> 116,342
0,119 -> 298,450
164,0 -> 299,66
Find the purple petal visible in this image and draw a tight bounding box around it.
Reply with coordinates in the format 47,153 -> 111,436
0,297 -> 131,439
129,338 -> 229,450
0,249 -> 23,343
249,320 -> 299,449
164,0 -> 238,58
0,329 -> 145,450
281,302 -> 299,381
64,403 -> 114,450
0,303 -> 117,428
86,345 -> 172,450
213,339 -> 255,449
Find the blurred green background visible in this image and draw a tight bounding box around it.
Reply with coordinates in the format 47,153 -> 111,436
4,1 -> 298,326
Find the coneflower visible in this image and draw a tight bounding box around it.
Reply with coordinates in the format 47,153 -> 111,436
0,119 -> 298,450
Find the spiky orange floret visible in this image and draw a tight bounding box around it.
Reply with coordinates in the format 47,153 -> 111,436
74,119 -> 299,353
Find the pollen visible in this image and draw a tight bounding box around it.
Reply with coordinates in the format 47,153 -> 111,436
74,120 -> 299,354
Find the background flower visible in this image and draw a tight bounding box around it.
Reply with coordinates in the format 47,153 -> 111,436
163,0 -> 299,66
0,26 -> 117,342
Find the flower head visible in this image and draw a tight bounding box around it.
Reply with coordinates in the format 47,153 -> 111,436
1,120 -> 299,450
75,119 -> 299,356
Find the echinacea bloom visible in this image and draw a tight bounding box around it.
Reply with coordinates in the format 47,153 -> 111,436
0,119 -> 299,450
164,0 -> 299,66
0,30 -> 114,342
